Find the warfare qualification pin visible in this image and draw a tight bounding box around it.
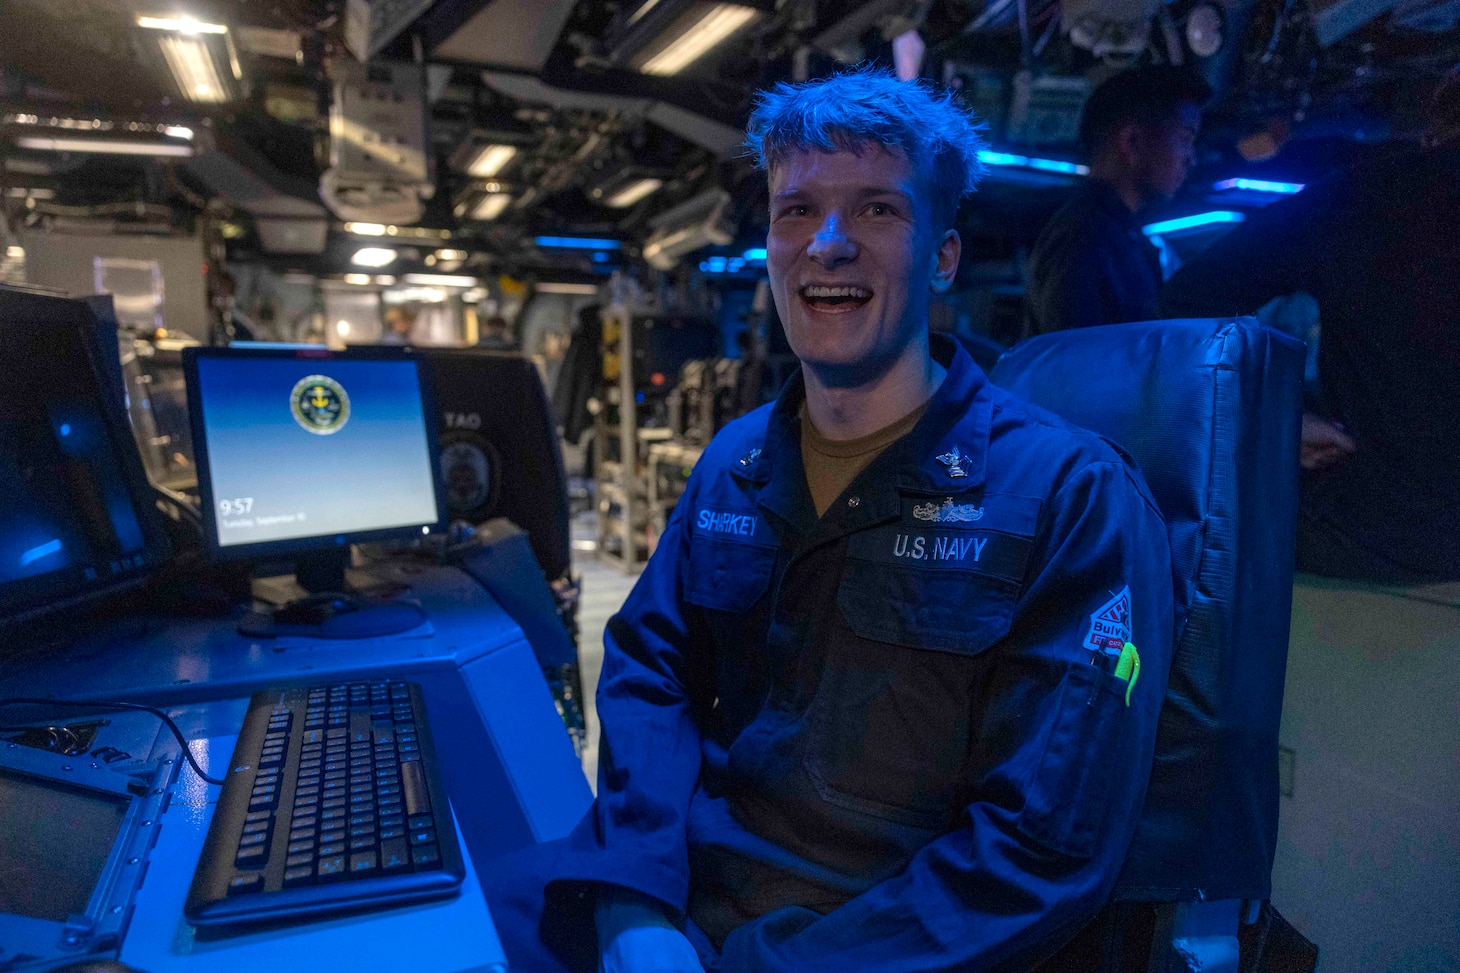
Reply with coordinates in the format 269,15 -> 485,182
290,374 -> 351,435
935,445 -> 969,478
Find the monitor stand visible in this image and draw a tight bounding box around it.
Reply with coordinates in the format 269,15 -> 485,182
237,548 -> 428,640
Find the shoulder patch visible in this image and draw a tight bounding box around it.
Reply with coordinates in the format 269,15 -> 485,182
1084,586 -> 1132,656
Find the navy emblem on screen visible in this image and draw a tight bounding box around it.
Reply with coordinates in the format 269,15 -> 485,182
290,374 -> 350,435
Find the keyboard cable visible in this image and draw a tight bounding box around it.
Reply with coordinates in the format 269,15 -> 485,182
0,697 -> 228,785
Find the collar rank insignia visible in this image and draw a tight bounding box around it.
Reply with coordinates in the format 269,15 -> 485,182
935,445 -> 969,478
739,448 -> 762,467
913,498 -> 985,523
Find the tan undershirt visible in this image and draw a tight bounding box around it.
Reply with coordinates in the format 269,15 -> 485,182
800,400 -> 929,517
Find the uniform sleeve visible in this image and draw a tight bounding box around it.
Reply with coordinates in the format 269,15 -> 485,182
546,475 -> 709,916
719,460 -> 1175,973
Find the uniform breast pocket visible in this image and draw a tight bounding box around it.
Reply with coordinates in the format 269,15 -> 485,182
683,539 -> 776,613
803,559 -> 1020,829
835,556 -> 1019,656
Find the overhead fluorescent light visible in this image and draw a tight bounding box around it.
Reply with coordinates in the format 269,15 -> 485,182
137,14 -> 227,33
628,0 -> 668,26
1213,178 -> 1305,195
535,236 -> 622,250
341,224 -> 445,241
537,283 -> 600,295
403,274 -> 478,288
635,3 -> 761,76
603,177 -> 664,208
15,135 -> 193,157
351,247 -> 399,267
159,35 -> 229,103
1142,211 -> 1246,236
435,248 -> 468,261
343,273 -> 373,285
163,125 -> 194,140
466,144 -> 517,178
469,194 -> 512,220
4,187 -> 56,199
387,287 -> 448,304
375,275 -> 396,285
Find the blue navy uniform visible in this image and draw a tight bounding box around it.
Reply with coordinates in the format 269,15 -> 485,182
498,336 -> 1174,971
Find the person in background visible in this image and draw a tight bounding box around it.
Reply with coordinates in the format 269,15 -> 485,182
1160,70 -> 1460,583
482,67 -> 1174,973
380,304 -> 416,345
214,271 -> 256,344
476,314 -> 517,350
1024,66 -> 1211,336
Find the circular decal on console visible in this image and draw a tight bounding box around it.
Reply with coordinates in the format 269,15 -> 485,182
440,438 -> 493,514
290,374 -> 350,435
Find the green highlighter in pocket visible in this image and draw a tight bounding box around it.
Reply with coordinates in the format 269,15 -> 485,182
1114,642 -> 1141,706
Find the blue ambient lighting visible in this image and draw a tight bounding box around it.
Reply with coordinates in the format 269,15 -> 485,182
978,150 -> 1090,176
1142,211 -> 1246,236
1025,158 -> 1089,175
1213,178 -> 1305,195
978,150 -> 1029,167
59,423 -> 71,436
20,539 -> 63,567
535,236 -> 622,250
742,248 -> 767,261
699,254 -> 753,274
593,251 -> 612,263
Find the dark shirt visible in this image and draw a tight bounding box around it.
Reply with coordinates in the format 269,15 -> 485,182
1160,147 -> 1460,581
1026,179 -> 1164,336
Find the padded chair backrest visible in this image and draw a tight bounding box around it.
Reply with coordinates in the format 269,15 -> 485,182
991,318 -> 1304,902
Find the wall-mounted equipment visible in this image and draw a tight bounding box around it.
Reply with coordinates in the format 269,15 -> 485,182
321,62 -> 433,226
642,189 -> 734,270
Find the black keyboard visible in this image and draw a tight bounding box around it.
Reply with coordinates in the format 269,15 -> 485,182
185,680 -> 464,928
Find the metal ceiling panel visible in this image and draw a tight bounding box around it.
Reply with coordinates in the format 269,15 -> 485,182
480,71 -> 744,156
431,0 -> 579,70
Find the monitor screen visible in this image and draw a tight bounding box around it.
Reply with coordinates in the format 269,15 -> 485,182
186,348 -> 445,556
0,288 -> 167,627
0,769 -> 129,922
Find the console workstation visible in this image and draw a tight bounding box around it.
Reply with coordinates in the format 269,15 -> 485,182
0,287 -> 591,972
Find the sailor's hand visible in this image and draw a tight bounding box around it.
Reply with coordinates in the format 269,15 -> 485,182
1300,412 -> 1356,471
596,887 -> 702,973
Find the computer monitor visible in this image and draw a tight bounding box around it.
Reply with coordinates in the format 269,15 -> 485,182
183,346 -> 447,596
0,288 -> 170,630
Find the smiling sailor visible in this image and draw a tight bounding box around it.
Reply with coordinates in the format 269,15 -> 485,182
483,68 -> 1175,973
